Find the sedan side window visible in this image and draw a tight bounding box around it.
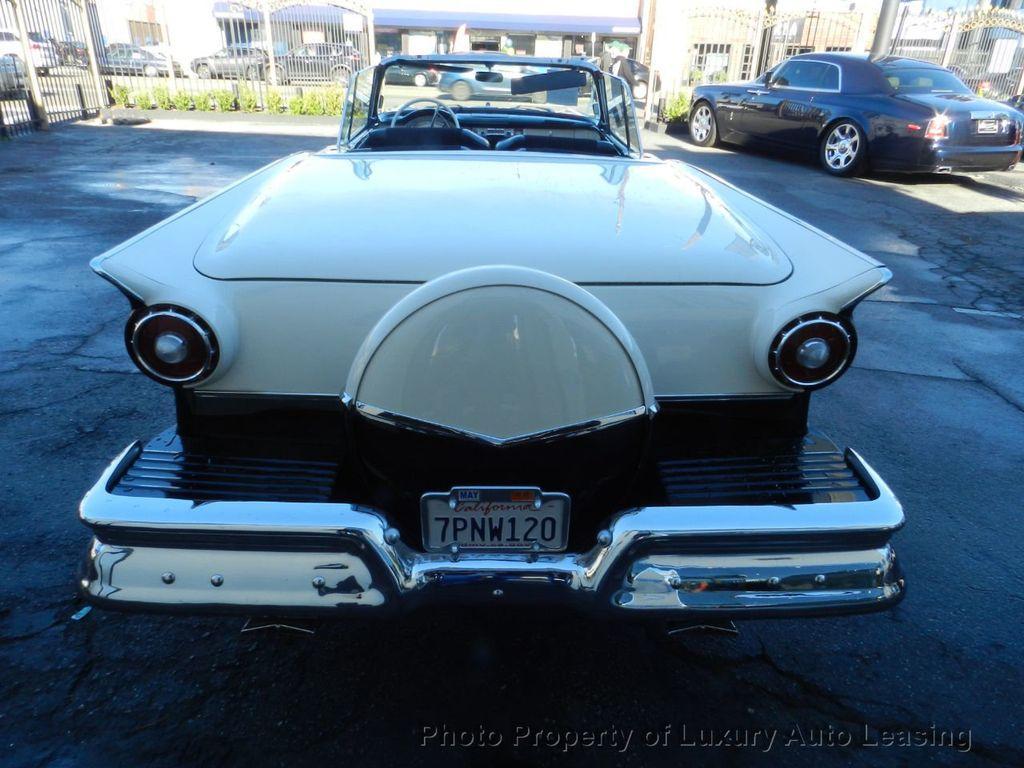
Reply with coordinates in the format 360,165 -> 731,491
772,61 -> 837,91
820,63 -> 840,91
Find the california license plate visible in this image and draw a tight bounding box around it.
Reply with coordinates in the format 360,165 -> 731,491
976,119 -> 999,134
421,487 -> 570,552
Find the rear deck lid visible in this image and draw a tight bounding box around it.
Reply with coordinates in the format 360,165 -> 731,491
194,152 -> 792,285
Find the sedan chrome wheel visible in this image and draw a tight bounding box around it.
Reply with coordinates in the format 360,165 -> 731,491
690,104 -> 715,145
823,123 -> 861,172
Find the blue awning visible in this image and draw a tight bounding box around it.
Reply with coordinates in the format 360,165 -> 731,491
211,4 -> 641,35
369,9 -> 640,35
212,3 -> 353,24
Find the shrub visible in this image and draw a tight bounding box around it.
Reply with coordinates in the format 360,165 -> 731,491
110,84 -> 130,108
238,86 -> 259,113
266,89 -> 283,114
302,90 -> 326,116
324,86 -> 343,116
288,94 -> 304,115
172,90 -> 191,111
134,90 -> 153,109
194,92 -> 212,111
211,89 -> 235,112
153,85 -> 172,110
663,90 -> 691,124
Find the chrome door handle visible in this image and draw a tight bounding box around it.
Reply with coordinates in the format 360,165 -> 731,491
746,89 -> 770,96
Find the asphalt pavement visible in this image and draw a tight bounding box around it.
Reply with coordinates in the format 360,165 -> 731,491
1,120 -> 1022,767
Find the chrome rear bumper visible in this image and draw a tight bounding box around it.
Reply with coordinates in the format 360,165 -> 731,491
79,443 -> 905,619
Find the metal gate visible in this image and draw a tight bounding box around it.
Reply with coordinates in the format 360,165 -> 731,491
891,7 -> 1024,100
89,0 -> 372,114
1,0 -> 374,137
0,0 -> 103,135
682,6 -> 868,88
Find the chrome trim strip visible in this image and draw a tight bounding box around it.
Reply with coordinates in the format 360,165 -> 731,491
656,393 -> 794,403
351,401 -> 649,446
841,267 -> 893,312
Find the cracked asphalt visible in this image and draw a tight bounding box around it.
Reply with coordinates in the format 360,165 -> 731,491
1,121 -> 1022,767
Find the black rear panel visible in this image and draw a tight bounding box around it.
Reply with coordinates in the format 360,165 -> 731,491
110,393 -> 876,550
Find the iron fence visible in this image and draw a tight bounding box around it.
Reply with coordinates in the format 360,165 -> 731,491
1,0 -> 372,137
91,1 -> 371,114
891,7 -> 1024,101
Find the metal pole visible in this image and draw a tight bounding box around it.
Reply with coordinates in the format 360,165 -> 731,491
755,0 -> 777,77
159,2 -> 177,91
869,0 -> 901,60
940,13 -> 961,69
12,0 -> 49,128
78,0 -> 108,109
365,7 -> 375,64
263,1 -> 278,87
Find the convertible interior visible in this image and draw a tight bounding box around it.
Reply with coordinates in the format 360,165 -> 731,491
348,76 -> 632,158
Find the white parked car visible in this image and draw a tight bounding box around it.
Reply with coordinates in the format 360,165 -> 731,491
0,29 -> 58,73
80,54 -> 904,629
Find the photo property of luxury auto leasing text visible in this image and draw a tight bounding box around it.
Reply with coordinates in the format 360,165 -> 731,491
1,0 -> 1022,766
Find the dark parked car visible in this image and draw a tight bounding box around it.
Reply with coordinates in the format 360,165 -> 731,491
101,44 -> 183,78
53,39 -> 88,67
612,56 -> 658,101
191,45 -> 266,79
690,53 -> 1023,176
383,62 -> 438,87
273,42 -> 360,84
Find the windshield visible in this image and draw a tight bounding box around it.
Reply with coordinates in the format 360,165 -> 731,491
379,60 -> 598,120
883,68 -> 971,95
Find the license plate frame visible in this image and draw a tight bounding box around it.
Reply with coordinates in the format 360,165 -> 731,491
976,119 -> 999,134
420,486 -> 570,553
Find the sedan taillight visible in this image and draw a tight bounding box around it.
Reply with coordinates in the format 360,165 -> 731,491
925,114 -> 950,140
768,313 -> 856,390
126,305 -> 218,385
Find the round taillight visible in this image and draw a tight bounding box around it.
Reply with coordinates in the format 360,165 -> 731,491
769,313 -> 856,389
126,306 -> 218,385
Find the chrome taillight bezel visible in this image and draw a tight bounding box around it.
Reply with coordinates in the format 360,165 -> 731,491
769,312 -> 857,390
125,305 -> 218,386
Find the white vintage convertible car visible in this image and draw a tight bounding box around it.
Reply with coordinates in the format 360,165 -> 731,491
80,54 -> 904,627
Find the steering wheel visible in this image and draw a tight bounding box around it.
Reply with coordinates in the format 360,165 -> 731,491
390,97 -> 460,129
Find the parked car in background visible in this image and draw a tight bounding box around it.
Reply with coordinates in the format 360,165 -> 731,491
80,54 -> 904,628
191,45 -> 267,79
690,53 -> 1023,176
0,52 -> 25,91
101,43 -> 183,78
53,39 -> 88,67
0,28 -> 58,74
274,42 -> 360,84
612,56 -> 657,101
438,64 -> 545,101
383,61 -> 438,87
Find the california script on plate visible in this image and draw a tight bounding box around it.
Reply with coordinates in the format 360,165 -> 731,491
421,487 -> 570,552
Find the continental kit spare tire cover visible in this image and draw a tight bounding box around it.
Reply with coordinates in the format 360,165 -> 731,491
344,266 -> 657,525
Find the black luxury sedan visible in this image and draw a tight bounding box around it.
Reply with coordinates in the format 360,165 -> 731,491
690,53 -> 1023,176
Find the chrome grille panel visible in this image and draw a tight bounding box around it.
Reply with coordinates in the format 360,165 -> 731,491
110,429 -> 337,503
658,435 -> 873,505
